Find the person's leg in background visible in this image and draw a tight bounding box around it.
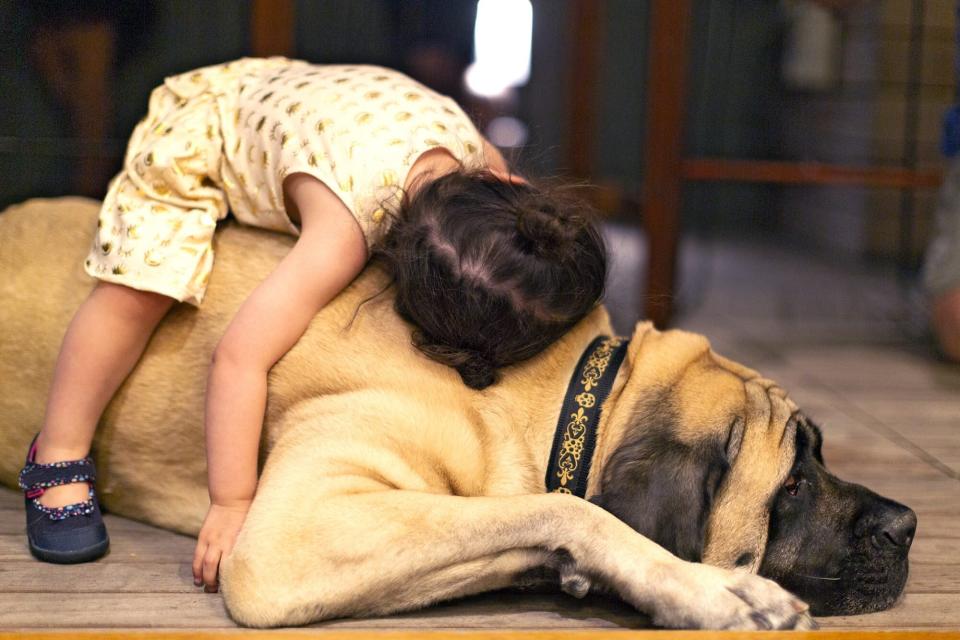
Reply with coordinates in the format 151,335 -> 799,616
924,105 -> 960,362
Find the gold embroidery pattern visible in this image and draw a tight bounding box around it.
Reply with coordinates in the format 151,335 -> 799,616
550,337 -> 624,494
581,337 -> 623,392
556,407 -> 588,486
575,392 -> 595,408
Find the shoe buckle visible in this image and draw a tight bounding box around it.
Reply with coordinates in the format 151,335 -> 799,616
26,487 -> 45,499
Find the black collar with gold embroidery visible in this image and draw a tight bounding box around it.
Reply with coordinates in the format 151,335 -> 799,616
545,335 -> 630,497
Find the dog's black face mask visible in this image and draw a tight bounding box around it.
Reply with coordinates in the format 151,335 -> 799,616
590,400 -> 729,565
758,416 -> 915,615
592,407 -> 915,616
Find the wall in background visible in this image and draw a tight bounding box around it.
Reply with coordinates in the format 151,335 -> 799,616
1,0 -> 952,265
777,0 -> 955,260
866,0 -> 954,260
0,0 -> 249,207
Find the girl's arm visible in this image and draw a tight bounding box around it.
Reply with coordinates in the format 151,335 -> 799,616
192,173 -> 366,591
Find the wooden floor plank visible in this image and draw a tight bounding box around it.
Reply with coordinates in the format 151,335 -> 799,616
779,347 -> 960,394
816,594 -> 960,629
849,398 -> 960,431
2,632 -> 958,640
0,593 -> 234,629
3,591 -> 959,630
906,565 -> 960,594
913,518 -> 960,539
899,537 -> 960,565
0,561 -> 194,593
0,490 -> 16,509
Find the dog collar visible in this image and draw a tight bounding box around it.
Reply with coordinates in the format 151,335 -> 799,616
545,335 -> 630,497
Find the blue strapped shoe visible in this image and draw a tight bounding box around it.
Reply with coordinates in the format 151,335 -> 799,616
18,435 -> 109,563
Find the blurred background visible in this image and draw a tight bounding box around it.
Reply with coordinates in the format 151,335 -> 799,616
1,0 -> 957,343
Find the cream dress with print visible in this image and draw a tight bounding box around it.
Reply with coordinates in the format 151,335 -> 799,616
86,57 -> 486,306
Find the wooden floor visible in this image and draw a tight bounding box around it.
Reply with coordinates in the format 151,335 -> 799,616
2,234 -> 959,632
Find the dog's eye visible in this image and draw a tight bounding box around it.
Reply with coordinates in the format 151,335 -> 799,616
784,474 -> 800,496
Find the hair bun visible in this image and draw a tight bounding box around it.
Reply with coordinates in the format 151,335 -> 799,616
413,332 -> 499,390
516,205 -> 580,261
455,351 -> 498,390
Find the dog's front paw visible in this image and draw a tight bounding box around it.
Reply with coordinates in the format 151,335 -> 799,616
642,561 -> 816,630
717,570 -> 817,630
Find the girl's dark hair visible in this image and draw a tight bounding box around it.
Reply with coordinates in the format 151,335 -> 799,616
376,169 -> 607,390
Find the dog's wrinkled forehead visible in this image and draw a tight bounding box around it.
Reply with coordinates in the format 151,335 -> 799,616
609,324 -> 799,572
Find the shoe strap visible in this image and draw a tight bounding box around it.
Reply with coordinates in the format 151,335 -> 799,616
30,487 -> 97,520
18,457 -> 97,496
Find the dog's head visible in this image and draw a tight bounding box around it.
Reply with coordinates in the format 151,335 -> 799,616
591,323 -> 915,615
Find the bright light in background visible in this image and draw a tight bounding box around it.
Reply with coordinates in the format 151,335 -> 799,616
464,0 -> 533,98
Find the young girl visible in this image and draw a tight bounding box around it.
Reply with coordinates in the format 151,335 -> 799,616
18,58 -> 606,589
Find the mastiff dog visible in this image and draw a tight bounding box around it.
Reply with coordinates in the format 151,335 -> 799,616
0,199 -> 916,629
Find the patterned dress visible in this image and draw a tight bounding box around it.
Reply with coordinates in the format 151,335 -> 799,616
86,57 -> 485,305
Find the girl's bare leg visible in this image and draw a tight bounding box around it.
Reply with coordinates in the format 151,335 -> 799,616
33,282 -> 176,507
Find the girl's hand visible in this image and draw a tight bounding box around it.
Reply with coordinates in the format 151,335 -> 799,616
192,500 -> 252,592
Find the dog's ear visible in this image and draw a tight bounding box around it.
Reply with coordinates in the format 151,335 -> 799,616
590,414 -> 729,562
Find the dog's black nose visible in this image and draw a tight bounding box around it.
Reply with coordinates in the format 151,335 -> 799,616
879,508 -> 917,549
855,498 -> 917,551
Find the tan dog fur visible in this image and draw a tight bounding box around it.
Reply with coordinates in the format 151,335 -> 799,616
0,199 -> 812,629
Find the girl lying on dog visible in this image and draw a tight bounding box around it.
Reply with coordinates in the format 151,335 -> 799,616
18,58 -> 606,591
